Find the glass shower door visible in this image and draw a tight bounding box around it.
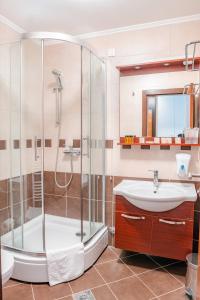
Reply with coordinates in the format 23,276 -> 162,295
0,41 -> 22,249
21,39 -> 44,252
9,42 -> 23,249
81,49 -> 106,243
90,54 -> 106,236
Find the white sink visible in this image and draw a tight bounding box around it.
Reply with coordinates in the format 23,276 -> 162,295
113,180 -> 197,212
2,250 -> 14,285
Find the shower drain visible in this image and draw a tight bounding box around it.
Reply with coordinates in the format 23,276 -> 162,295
75,232 -> 86,237
73,289 -> 95,300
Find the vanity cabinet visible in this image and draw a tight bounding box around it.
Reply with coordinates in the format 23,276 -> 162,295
115,195 -> 194,260
115,212 -> 152,253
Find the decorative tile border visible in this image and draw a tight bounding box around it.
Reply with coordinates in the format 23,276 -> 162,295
37,139 -> 41,147
13,139 -> 20,149
45,139 -> 52,147
73,139 -> 81,148
105,140 -> 114,149
26,139 -> 32,148
59,139 -> 65,148
0,140 -> 6,150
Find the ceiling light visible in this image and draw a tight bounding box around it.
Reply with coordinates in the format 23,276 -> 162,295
163,63 -> 170,67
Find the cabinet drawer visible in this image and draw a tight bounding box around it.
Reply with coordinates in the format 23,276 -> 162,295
115,211 -> 152,253
151,217 -> 193,260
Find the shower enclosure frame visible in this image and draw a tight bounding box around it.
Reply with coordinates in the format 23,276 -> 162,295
2,31 -> 107,259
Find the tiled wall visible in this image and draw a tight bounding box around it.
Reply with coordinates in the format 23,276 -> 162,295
44,171 -> 104,224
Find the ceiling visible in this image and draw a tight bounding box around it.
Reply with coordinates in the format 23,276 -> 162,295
0,0 -> 200,36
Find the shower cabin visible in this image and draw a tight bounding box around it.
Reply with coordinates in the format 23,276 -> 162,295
0,32 -> 107,282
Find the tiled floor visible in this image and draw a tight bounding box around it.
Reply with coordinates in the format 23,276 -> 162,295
3,246 -> 189,300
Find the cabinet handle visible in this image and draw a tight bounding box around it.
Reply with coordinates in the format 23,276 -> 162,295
121,213 -> 145,220
159,218 -> 185,225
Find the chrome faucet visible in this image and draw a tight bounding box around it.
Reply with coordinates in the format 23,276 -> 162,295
148,170 -> 159,190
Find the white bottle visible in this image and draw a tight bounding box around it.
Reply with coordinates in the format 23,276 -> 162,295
176,153 -> 191,178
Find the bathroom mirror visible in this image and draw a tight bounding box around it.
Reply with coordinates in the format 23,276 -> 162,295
142,89 -> 193,137
119,59 -> 200,137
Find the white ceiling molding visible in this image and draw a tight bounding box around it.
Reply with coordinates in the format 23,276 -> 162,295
0,14 -> 25,33
76,13 -> 200,40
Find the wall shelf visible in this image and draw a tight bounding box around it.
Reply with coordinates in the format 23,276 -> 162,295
117,137 -> 200,150
118,138 -> 200,150
118,142 -> 200,147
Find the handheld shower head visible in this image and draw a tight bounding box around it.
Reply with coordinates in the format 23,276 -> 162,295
52,69 -> 63,90
52,69 -> 62,77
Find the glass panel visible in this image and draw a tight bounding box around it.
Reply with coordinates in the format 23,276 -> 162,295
90,54 -> 105,235
81,47 -> 91,242
0,43 -> 17,248
43,40 -> 82,249
81,48 -> 106,243
21,39 -> 44,252
10,42 -> 23,249
0,42 -> 22,249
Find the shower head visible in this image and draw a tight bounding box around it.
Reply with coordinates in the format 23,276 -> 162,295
52,69 -> 63,90
52,69 -> 62,77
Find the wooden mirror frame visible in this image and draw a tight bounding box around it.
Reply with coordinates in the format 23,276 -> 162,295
142,88 -> 195,137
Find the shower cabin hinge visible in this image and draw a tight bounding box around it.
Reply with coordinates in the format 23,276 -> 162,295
108,226 -> 115,235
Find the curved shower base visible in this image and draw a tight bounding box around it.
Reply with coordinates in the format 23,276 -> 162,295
2,215 -> 108,283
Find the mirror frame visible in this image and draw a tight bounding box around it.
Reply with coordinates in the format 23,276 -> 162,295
142,88 -> 195,137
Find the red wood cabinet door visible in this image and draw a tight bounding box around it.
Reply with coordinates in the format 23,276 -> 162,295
115,211 -> 152,253
151,217 -> 193,260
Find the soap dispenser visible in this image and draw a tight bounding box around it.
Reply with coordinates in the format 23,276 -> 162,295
176,153 -> 191,178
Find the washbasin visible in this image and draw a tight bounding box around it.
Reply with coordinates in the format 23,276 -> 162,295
2,250 -> 14,285
113,180 -> 197,212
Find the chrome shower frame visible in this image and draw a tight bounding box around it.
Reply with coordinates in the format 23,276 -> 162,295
2,31 -> 106,258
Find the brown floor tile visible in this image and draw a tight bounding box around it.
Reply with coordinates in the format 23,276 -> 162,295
69,267 -> 104,293
163,262 -> 187,284
110,246 -> 137,258
3,279 -> 22,288
109,276 -> 154,300
139,268 -> 183,296
3,283 -> 33,300
95,259 -> 133,283
32,282 -> 71,300
96,247 -> 118,265
122,254 -> 159,274
157,287 -> 188,300
92,285 -> 116,300
62,297 -> 73,300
